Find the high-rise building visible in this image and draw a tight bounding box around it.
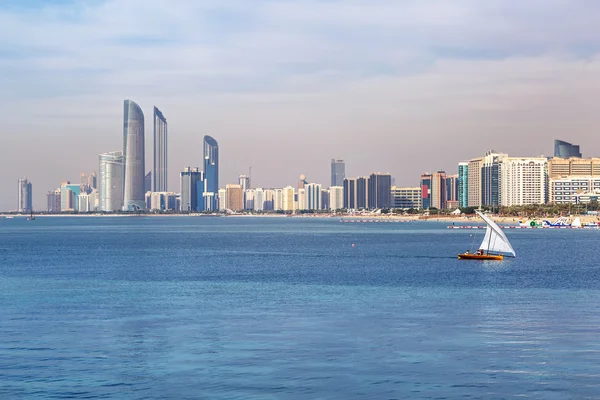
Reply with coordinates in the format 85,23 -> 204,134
153,107 -> 168,192
123,100 -> 145,211
180,167 -> 204,211
99,151 -> 124,212
329,186 -> 343,210
218,188 -> 227,211
331,159 -> 345,187
482,151 -> 507,207
446,174 -> 459,203
282,186 -> 295,211
46,189 -> 61,213
244,189 -> 255,210
203,135 -> 219,211
306,183 -> 322,210
368,173 -> 391,209
458,162 -> 468,208
17,178 -> 33,213
80,172 -> 88,193
500,158 -> 548,206
356,177 -> 369,209
297,188 -> 307,210
343,178 -> 357,209
239,175 -> 250,191
298,174 -> 308,190
467,157 -> 483,207
431,171 -> 447,210
254,188 -> 265,211
554,140 -> 582,158
420,173 -> 432,210
226,184 -> 244,211
144,171 -> 152,194
60,183 -> 81,212
548,157 -> 600,178
391,187 -> 421,209
88,170 -> 97,191
263,189 -> 275,211
273,189 -> 284,211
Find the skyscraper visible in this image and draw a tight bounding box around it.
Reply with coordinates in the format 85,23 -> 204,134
343,178 -> 357,209
226,184 -> 244,211
144,171 -> 152,193
420,173 -> 432,210
99,151 -> 124,212
331,159 -> 345,187
446,174 -> 459,203
306,183 -> 322,210
368,173 -> 392,209
458,162 -> 468,208
467,157 -> 483,207
329,186 -> 344,211
482,150 -> 507,207
123,100 -> 145,211
180,167 -> 204,212
431,170 -> 447,210
203,135 -> 219,211
17,178 -> 32,213
88,170 -> 97,191
554,140 -> 582,158
153,107 -> 168,192
500,158 -> 548,206
46,189 -> 61,213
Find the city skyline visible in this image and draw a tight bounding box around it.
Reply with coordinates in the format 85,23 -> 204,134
3,1 -> 600,211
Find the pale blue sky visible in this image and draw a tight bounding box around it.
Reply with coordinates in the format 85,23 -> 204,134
2,0 -> 600,210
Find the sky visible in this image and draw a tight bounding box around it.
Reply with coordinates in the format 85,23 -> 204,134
1,0 -> 600,211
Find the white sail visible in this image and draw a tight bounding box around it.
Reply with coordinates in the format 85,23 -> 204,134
572,217 -> 582,227
476,211 -> 516,257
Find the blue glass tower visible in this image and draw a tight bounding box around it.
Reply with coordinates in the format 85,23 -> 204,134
203,135 -> 219,211
123,100 -> 145,211
554,140 -> 582,158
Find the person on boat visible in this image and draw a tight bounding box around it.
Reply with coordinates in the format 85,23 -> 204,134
478,249 -> 484,255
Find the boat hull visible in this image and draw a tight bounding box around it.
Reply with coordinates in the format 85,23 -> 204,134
458,253 -> 503,260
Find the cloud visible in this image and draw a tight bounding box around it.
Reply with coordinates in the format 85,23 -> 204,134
1,0 -> 600,210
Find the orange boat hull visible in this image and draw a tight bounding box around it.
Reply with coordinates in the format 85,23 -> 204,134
458,253 -> 504,260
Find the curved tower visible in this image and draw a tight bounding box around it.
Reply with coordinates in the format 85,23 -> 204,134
554,140 -> 582,158
203,135 -> 219,211
99,151 -> 124,211
123,100 -> 145,210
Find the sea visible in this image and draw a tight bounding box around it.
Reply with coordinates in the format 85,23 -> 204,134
1,216 -> 599,399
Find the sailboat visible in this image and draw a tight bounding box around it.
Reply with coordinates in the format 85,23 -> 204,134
27,210 -> 35,221
458,211 -> 516,260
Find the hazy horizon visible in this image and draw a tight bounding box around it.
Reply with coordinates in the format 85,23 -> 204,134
2,0 -> 600,211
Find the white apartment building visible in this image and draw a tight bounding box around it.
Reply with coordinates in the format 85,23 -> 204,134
500,158 -> 548,206
550,176 -> 600,204
329,186 -> 344,210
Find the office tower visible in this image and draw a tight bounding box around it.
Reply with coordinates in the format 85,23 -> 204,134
458,162 -> 468,208
239,175 -> 250,191
431,171 -> 447,210
78,192 -> 96,212
144,172 -> 152,194
80,172 -> 88,193
123,100 -> 145,210
203,135 -> 219,211
548,157 -> 600,178
99,151 -> 124,212
281,186 -> 295,211
391,187 -> 422,209
254,188 -> 265,211
550,177 -> 600,204
88,170 -> 97,191
367,173 -> 391,209
226,184 -> 244,211
500,158 -> 548,206
356,177 -> 369,209
245,189 -> 256,210
180,167 -> 204,211
482,151 -> 507,207
262,189 -> 275,211
420,174 -> 432,209
343,178 -> 357,209
17,178 -> 33,213
305,183 -> 322,210
153,107 -> 168,192
554,140 -> 582,158
446,174 -> 459,202
329,186 -> 344,210
60,183 -> 81,212
46,189 -> 61,212
467,157 -> 483,207
321,189 -> 330,211
297,188 -> 307,210
218,188 -> 227,211
273,189 -> 283,211
331,159 -> 345,187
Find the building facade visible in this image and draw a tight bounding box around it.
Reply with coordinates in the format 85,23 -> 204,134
458,162 -> 468,208
46,189 -> 61,213
431,171 -> 447,210
17,178 -> 33,213
368,173 -> 391,209
329,186 -> 344,211
180,167 -> 204,211
548,157 -> 600,179
226,184 -> 244,211
549,176 -> 600,204
391,187 -> 421,209
153,107 -> 168,192
482,151 -> 507,207
306,183 -> 322,210
330,159 -> 345,187
554,139 -> 582,158
500,158 -> 548,206
123,100 -> 146,210
99,151 -> 124,212
467,157 -> 483,207
420,173 -> 432,210
203,135 -> 219,211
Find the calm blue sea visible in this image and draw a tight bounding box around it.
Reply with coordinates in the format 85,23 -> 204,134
1,216 -> 600,399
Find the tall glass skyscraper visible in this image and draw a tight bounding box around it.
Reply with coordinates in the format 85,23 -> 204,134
123,100 -> 145,211
458,162 -> 468,208
331,159 -> 345,187
153,107 -> 167,192
18,178 -> 33,213
203,135 -> 219,211
368,173 -> 392,209
554,140 -> 582,158
99,151 -> 124,212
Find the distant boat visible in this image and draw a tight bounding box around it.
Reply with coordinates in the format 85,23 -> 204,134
458,211 -> 516,260
27,211 -> 35,221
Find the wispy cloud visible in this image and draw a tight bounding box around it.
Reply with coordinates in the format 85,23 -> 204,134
1,0 -> 600,210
